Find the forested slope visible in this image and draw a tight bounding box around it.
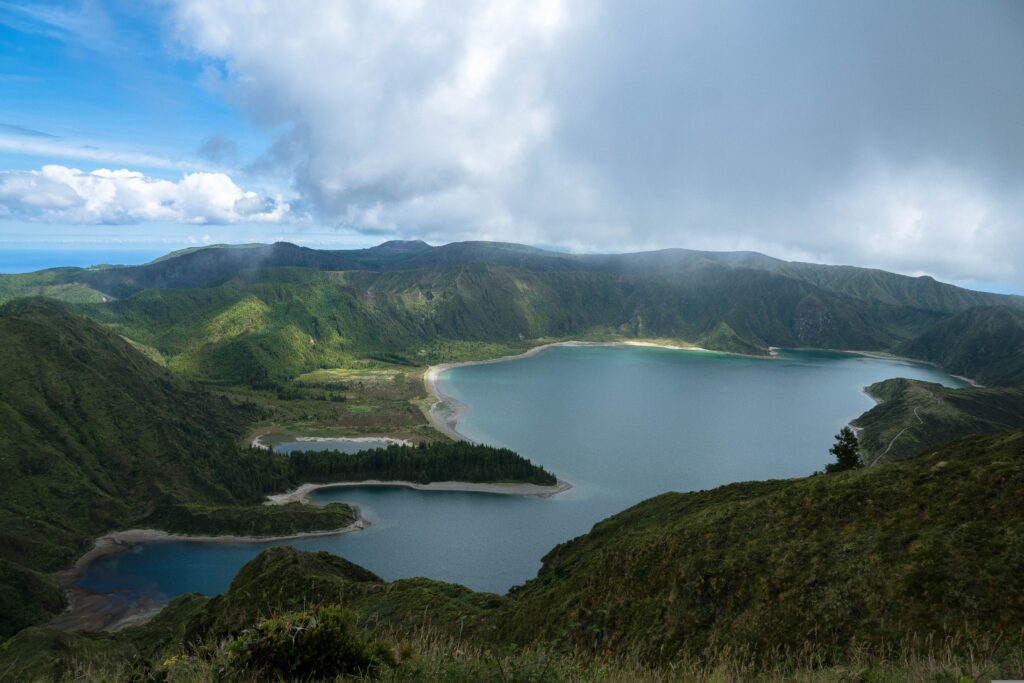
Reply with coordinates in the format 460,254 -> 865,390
72,263 -> 930,385
896,305 -> 1024,386
0,299 -> 312,638
3,241 -> 1021,390
0,300 -> 552,639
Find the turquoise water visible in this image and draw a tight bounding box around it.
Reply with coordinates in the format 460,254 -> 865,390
80,347 -> 965,600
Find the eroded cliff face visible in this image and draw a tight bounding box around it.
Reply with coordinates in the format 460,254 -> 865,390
792,294 -> 835,344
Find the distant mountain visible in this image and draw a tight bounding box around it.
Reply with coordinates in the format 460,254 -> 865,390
2,239 -> 1020,388
4,240 -> 1020,309
853,378 -> 1024,462
895,306 -> 1024,386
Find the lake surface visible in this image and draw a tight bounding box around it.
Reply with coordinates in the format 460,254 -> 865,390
81,346 -> 966,600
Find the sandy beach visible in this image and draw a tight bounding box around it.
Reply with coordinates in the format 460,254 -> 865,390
267,478 -> 572,505
251,433 -> 414,450
834,349 -> 983,388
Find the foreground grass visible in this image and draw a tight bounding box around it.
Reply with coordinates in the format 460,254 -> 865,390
37,627 -> 1024,683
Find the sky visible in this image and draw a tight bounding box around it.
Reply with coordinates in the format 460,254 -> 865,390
0,1 -> 1022,292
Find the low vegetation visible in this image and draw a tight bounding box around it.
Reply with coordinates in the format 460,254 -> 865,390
3,430 -> 1022,680
854,378 -> 1024,462
223,605 -> 398,680
500,430 -> 1024,664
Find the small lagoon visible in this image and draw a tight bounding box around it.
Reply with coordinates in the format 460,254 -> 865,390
81,346 -> 966,600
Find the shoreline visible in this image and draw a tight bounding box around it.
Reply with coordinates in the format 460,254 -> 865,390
834,348 -> 982,388
251,433 -> 414,450
423,339 -> 712,442
51,511 -> 368,633
54,469 -> 571,632
423,339 -> 981,470
267,478 -> 573,505
56,340 -> 975,631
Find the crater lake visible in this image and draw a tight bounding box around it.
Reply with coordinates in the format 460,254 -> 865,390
80,346 -> 967,601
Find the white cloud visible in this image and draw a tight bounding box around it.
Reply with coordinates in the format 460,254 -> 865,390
0,135 -> 190,171
815,163 -> 1024,285
170,0 -> 570,226
0,165 -> 290,225
162,1 -> 1024,287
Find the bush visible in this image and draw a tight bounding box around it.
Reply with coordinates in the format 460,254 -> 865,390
225,605 -> 395,680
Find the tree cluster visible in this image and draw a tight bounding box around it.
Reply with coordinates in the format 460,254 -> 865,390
287,441 -> 557,486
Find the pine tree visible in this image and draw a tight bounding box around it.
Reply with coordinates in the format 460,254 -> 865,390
825,426 -> 863,473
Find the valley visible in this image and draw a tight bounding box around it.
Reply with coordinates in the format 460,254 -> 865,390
1,241 -> 1022,681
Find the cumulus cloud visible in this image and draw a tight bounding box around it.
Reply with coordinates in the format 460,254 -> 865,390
170,0 -> 567,228
0,165 -> 289,224
164,0 -> 1024,286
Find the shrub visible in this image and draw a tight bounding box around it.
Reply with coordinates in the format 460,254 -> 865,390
225,605 -> 395,680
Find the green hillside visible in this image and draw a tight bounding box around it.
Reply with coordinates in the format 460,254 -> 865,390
0,300 -> 553,639
5,430 -> 1023,680
69,262 -> 932,385
3,241 -> 1021,390
501,430 -> 1024,664
0,299 -> 326,638
2,243 -> 1023,680
896,306 -> 1024,386
853,378 -> 1024,462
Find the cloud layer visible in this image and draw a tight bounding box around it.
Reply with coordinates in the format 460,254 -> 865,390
162,0 -> 1024,286
3,2 -> 1021,288
0,165 -> 289,224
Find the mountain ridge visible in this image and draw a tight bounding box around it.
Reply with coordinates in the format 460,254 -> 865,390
3,240 -> 1020,311
3,240 -> 1016,387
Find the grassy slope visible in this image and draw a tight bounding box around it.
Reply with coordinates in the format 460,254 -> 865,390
853,378 -> 1024,462
5,241 -> 1019,390
0,299 -> 558,639
0,299 -> 329,638
0,547 -> 507,681
0,594 -> 210,681
5,431 -> 1023,680
183,547 -> 503,646
896,305 -> 1024,387
72,264 -> 915,386
500,430 -> 1024,663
